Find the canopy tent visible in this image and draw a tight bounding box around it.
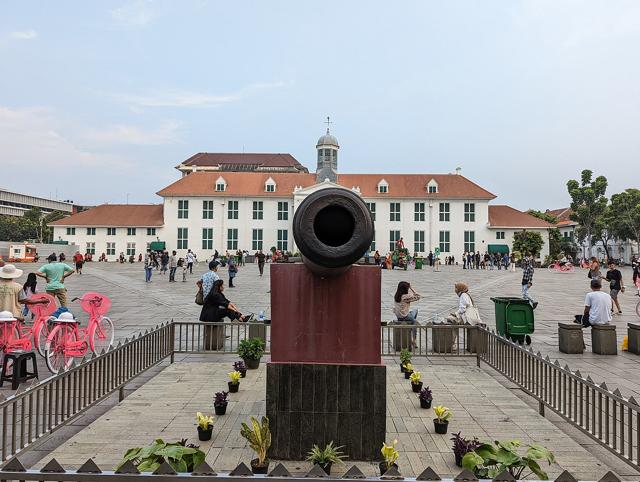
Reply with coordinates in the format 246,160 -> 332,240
487,244 -> 509,254
149,241 -> 166,251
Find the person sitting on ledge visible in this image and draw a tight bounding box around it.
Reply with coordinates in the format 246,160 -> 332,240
200,279 -> 254,324
574,278 -> 612,327
393,281 -> 421,348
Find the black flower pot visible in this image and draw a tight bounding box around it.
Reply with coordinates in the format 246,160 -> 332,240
379,462 -> 398,476
404,370 -> 412,379
251,458 -> 270,475
197,425 -> 213,441
455,453 -> 463,467
411,381 -> 423,393
433,419 -> 449,434
239,369 -> 247,378
245,358 -> 260,370
214,403 -> 227,415
400,364 -> 406,373
419,398 -> 432,409
228,381 -> 239,393
318,462 -> 332,475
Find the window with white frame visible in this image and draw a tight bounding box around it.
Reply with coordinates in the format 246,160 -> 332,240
253,201 -> 263,220
66,227 -> 75,235
389,202 -> 401,222
177,228 -> 188,249
365,202 -> 376,221
106,242 -> 115,255
389,230 -> 400,251
464,203 -> 475,222
85,242 -> 95,255
252,229 -> 263,250
427,179 -> 438,194
127,228 -> 136,236
496,231 -> 505,240
126,242 -> 136,256
147,228 -> 156,236
227,200 -> 238,219
414,202 -> 425,221
215,177 -> 226,192
439,231 -> 450,253
414,231 -> 425,253
265,178 -> 276,192
107,228 -> 116,236
377,180 -> 388,193
277,229 -> 288,251
277,201 -> 289,221
202,228 -> 213,250
87,227 -> 96,235
178,200 -> 189,219
203,200 -> 214,219
370,232 -> 376,251
227,229 -> 238,250
464,231 -> 475,252
439,202 -> 450,222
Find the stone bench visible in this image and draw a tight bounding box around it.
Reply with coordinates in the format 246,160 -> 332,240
628,323 -> 640,355
392,325 -> 413,351
592,324 -> 617,355
558,323 -> 584,354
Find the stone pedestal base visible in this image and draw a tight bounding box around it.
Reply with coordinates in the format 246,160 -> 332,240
628,323 -> 640,355
592,324 -> 617,355
266,363 -> 386,461
558,323 -> 584,354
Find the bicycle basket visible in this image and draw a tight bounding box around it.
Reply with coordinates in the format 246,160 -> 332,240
80,292 -> 112,316
29,293 -> 57,318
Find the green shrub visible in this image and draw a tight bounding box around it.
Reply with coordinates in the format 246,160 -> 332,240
238,337 -> 266,361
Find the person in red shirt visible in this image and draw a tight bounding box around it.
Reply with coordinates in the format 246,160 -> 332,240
73,251 -> 84,275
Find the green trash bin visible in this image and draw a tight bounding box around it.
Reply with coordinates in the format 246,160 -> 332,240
490,297 -> 534,344
415,257 -> 423,270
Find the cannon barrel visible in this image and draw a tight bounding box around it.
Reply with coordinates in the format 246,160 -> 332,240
292,188 -> 374,277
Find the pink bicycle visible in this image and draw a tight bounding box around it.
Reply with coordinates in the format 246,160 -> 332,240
547,262 -> 575,273
44,292 -> 114,372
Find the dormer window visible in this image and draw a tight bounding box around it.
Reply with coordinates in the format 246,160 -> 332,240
265,178 -> 276,193
215,176 -> 226,192
377,179 -> 389,194
427,179 -> 438,194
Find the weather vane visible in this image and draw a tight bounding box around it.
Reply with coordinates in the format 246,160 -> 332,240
325,116 -> 332,133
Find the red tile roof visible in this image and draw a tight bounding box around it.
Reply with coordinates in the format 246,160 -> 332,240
177,153 -> 307,172
546,207 -> 577,227
489,205 -> 553,228
48,204 -> 164,227
157,172 -> 496,199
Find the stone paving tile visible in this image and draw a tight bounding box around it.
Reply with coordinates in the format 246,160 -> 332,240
34,358 -> 631,479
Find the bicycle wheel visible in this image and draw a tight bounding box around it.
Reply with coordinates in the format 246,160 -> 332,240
34,318 -> 52,357
45,324 -> 77,373
89,317 -> 114,354
636,300 -> 640,318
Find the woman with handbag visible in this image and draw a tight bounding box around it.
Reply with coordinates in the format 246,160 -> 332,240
447,283 -> 483,325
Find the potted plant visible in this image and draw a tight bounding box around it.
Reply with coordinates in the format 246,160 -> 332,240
462,439 -> 555,479
379,440 -> 399,476
399,349 -> 412,372
233,360 -> 247,378
433,405 -> 452,434
240,416 -> 271,474
228,371 -> 241,393
451,432 -> 480,467
214,391 -> 229,415
116,439 -> 205,472
196,412 -> 214,441
410,371 -> 423,392
306,441 -> 347,475
418,386 -> 433,409
238,338 -> 266,369
403,362 -> 413,379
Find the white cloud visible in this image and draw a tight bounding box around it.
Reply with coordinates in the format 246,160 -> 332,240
112,81 -> 290,108
111,0 -> 158,27
82,120 -> 181,145
9,29 -> 38,40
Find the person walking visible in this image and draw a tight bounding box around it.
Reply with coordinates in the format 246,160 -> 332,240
427,251 -> 434,267
393,281 -> 421,349
228,256 -> 238,287
256,249 -> 266,276
605,260 -> 624,315
634,259 -> 640,295
186,250 -> 196,274
588,258 -> 602,282
168,250 -> 178,282
374,250 -> 381,266
73,251 -> 84,275
144,250 -> 153,283
35,254 -> 74,307
521,254 -> 538,309
160,250 -> 169,274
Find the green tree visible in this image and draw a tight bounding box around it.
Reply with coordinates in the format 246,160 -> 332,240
567,170 -> 608,258
609,189 -> 640,253
512,230 -> 545,257
548,228 -> 562,258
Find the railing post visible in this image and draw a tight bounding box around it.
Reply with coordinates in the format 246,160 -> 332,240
118,386 -> 125,402
170,321 -> 175,364
539,400 -> 545,416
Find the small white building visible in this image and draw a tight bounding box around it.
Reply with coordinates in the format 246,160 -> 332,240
50,128 -> 552,261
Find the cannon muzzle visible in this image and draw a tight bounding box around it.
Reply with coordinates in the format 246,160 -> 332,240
292,188 -> 374,277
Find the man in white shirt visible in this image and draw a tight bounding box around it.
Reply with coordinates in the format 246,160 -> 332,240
574,279 -> 612,327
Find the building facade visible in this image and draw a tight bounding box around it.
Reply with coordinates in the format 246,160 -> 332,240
0,188 -> 75,217
50,129 -> 552,261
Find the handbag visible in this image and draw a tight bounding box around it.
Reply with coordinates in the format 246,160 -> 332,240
463,296 -> 482,325
195,286 -> 204,306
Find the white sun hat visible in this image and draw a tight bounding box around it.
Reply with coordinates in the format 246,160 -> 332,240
0,264 -> 23,279
53,312 -> 77,323
0,311 -> 17,322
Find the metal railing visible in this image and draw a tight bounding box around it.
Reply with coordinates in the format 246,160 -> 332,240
173,322 -> 271,354
477,327 -> 640,470
0,322 -> 173,462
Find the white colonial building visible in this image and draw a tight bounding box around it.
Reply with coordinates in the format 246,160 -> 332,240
50,128 -> 552,261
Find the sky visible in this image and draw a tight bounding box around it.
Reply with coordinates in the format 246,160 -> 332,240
1,1 -> 639,211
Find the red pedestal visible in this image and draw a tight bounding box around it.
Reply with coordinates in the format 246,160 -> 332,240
270,263 -> 381,365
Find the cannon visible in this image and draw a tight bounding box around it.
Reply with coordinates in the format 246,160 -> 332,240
292,187 -> 374,277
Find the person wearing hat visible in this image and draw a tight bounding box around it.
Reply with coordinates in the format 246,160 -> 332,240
35,253 -> 74,307
0,264 -> 47,320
